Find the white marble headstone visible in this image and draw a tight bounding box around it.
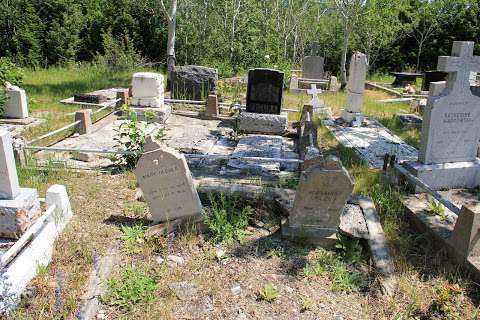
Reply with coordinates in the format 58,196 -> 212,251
419,41 -> 480,164
131,72 -> 164,108
344,52 -> 368,114
0,130 -> 20,200
4,82 -> 29,119
134,136 -> 202,222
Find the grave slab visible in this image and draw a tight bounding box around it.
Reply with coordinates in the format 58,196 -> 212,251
228,135 -> 283,175
323,118 -> 418,169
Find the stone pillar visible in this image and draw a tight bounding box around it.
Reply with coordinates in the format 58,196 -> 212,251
0,130 -> 20,199
4,83 -> 29,119
205,94 -> 219,118
75,109 -> 92,135
116,89 -> 130,108
342,52 -> 368,123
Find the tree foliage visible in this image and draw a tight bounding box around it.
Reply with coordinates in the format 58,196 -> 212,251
0,0 -> 479,75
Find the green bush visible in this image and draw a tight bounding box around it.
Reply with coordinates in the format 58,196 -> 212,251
0,57 -> 24,85
95,30 -> 145,71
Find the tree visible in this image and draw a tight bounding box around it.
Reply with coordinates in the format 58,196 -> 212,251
333,0 -> 365,84
159,0 -> 178,73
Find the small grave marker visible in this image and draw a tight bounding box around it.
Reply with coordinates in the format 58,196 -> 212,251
134,136 -> 202,222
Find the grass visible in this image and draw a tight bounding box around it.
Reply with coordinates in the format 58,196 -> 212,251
257,283 -> 278,302
21,63 -> 154,144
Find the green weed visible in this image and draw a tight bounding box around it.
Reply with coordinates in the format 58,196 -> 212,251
101,266 -> 159,310
428,199 -> 447,221
203,193 -> 253,244
258,283 -> 278,303
301,297 -> 316,312
120,224 -> 147,252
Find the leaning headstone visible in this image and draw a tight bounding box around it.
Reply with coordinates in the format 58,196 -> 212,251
341,52 -> 368,124
239,68 -> 287,134
302,56 -> 325,80
171,65 -> 218,100
0,130 -> 41,238
4,82 -> 29,119
134,136 -> 202,222
282,156 -> 354,245
403,41 -> 480,190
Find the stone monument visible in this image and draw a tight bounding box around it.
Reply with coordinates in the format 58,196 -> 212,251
341,52 -> 368,124
171,65 -> 218,100
134,136 -> 202,222
302,56 -> 325,80
3,82 -> 29,119
403,41 -> 480,190
131,72 -> 171,123
238,68 -> 288,135
0,130 -> 41,238
282,156 -> 354,245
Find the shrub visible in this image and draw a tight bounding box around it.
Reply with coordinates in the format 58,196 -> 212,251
95,30 -> 144,71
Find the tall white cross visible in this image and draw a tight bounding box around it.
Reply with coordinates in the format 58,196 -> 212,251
437,41 -> 480,95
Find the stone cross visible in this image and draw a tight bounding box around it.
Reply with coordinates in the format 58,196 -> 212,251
307,84 -> 323,109
437,41 -> 480,95
419,41 -> 480,164
0,130 -> 20,200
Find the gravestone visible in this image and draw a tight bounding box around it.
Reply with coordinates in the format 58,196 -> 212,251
342,52 -> 368,124
134,136 -> 202,222
282,156 -> 354,245
403,41 -> 480,190
131,72 -> 164,108
131,72 -> 171,123
328,76 -> 340,92
0,129 -> 41,238
171,65 -> 218,100
302,56 -> 325,80
205,94 -> 219,118
246,68 -> 284,115
422,71 -> 448,92
4,82 -> 29,119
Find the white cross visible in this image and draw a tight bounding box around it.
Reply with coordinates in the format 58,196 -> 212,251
307,84 -> 322,96
437,41 -> 480,94
307,84 -> 324,109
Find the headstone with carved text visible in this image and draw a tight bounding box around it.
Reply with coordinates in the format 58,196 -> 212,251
134,136 -> 202,222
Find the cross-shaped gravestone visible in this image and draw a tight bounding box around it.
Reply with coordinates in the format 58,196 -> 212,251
437,42 -> 480,95
0,130 -> 20,200
419,41 -> 480,164
307,84 -> 323,109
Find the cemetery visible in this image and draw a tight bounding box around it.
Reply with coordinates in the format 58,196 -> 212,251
1,1 -> 480,319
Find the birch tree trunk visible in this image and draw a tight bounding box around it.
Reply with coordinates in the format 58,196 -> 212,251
340,27 -> 350,85
160,0 -> 178,73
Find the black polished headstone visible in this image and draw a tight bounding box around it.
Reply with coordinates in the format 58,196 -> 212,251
422,71 -> 448,91
246,68 -> 284,114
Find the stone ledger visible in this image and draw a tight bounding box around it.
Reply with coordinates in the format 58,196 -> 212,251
238,111 -> 288,135
282,156 -> 354,246
134,136 -> 202,222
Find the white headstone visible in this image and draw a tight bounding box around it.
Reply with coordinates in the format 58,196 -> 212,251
131,72 -> 164,108
0,130 -> 20,200
419,41 -> 480,164
4,82 -> 29,119
134,136 -> 202,222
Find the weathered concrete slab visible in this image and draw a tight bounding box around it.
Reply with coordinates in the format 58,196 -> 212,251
228,135 -> 283,174
323,118 -> 418,168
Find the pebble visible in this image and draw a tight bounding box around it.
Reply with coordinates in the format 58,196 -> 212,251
216,249 -> 226,260
231,285 -> 242,295
155,255 -> 165,265
168,255 -> 185,265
